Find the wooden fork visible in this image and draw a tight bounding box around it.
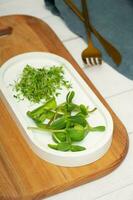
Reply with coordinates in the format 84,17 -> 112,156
65,0 -> 122,66
81,0 -> 102,66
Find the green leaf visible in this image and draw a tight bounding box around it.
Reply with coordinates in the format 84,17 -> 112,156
70,145 -> 86,152
69,114 -> 87,127
48,142 -> 70,151
43,97 -> 57,110
50,116 -> 67,130
66,103 -> 78,112
66,91 -> 75,103
27,98 -> 57,120
80,104 -> 88,115
57,142 -> 71,151
67,126 -> 85,141
52,132 -> 66,143
48,144 -> 58,150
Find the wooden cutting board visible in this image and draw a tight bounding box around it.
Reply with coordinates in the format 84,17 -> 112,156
0,15 -> 129,200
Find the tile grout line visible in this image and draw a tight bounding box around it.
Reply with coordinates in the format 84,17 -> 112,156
62,36 -> 79,42
62,35 -> 84,43
104,88 -> 133,99
94,182 -> 133,200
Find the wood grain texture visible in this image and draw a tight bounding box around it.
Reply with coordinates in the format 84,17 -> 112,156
0,15 -> 129,200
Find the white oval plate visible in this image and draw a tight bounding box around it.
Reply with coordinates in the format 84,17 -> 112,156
0,52 -> 113,167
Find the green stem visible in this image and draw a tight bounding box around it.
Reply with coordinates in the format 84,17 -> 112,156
89,107 -> 97,113
28,126 -> 66,133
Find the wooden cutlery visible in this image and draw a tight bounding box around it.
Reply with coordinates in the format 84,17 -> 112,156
65,0 -> 122,66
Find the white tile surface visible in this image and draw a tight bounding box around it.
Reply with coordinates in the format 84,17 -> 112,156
43,15 -> 78,41
0,0 -> 11,4
84,62 -> 133,98
0,0 -> 52,18
63,37 -> 87,68
46,134 -> 133,200
96,184 -> 133,200
107,90 -> 133,133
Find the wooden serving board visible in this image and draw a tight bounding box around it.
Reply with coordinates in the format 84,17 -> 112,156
0,15 -> 128,200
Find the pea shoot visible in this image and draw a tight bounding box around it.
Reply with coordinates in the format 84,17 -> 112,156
28,91 -> 106,152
